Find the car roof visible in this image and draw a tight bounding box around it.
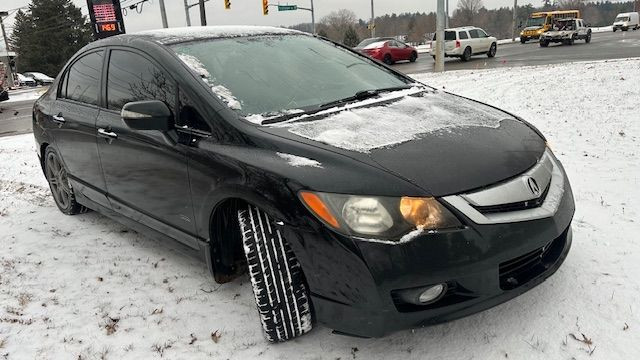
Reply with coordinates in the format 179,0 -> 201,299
446,26 -> 478,31
131,25 -> 301,45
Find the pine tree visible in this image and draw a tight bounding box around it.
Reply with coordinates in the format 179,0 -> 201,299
343,26 -> 360,47
11,0 -> 92,77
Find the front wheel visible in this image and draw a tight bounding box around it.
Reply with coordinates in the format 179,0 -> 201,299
44,147 -> 87,215
520,37 -> 527,44
409,52 -> 418,62
585,31 -> 592,43
238,204 -> 313,342
613,27 -> 617,32
540,39 -> 549,47
487,43 -> 497,58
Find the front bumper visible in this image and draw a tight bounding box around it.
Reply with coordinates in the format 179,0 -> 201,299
285,163 -> 575,338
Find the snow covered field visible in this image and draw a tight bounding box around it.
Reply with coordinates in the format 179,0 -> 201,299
1,58 -> 639,359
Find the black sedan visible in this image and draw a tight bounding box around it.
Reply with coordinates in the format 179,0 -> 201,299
32,26 -> 574,342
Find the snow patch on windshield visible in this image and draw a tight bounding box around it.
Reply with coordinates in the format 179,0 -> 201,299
282,91 -> 511,153
177,53 -> 210,78
276,153 -> 323,168
177,53 -> 242,110
245,109 -> 305,125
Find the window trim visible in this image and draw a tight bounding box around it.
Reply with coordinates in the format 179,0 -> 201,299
57,49 -> 105,107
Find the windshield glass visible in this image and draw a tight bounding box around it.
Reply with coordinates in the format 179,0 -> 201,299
171,35 -> 410,116
526,16 -> 545,27
615,16 -> 629,22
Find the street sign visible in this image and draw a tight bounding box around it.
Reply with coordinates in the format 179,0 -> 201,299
86,0 -> 126,39
278,5 -> 298,11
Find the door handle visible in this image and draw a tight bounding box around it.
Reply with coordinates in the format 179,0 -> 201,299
52,114 -> 65,124
97,128 -> 118,139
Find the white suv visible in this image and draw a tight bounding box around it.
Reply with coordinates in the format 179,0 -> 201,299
431,27 -> 497,62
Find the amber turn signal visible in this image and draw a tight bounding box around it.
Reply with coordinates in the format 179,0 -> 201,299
300,191 -> 340,229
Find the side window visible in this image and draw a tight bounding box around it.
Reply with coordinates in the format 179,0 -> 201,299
178,91 -> 212,133
106,50 -> 176,114
478,29 -> 488,38
64,51 -> 103,105
469,29 -> 480,39
458,31 -> 469,40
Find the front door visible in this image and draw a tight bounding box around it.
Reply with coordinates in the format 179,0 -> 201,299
96,48 -> 198,247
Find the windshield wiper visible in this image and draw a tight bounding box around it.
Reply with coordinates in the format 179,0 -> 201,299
318,85 -> 413,109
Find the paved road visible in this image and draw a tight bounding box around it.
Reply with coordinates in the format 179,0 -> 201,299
0,99 -> 34,137
392,29 -> 640,74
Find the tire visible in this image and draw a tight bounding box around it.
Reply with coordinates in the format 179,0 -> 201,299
487,43 -> 497,58
44,147 -> 87,215
520,37 -> 527,44
461,47 -> 472,62
540,39 -> 549,47
238,204 -> 313,342
585,31 -> 592,43
622,27 -> 628,31
383,54 -> 394,65
409,52 -> 418,62
613,28 -> 617,32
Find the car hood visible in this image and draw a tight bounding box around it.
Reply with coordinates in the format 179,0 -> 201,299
523,26 -> 543,31
257,90 -> 546,196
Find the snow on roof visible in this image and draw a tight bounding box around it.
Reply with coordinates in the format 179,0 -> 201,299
137,25 -> 303,44
363,41 -> 389,49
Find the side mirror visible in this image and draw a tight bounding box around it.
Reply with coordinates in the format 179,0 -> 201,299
121,100 -> 172,131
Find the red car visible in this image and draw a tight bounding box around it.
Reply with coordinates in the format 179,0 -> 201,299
355,37 -> 418,65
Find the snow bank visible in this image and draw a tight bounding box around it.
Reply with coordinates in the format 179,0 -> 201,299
1,59 -> 639,359
281,91 -> 511,153
4,88 -> 47,103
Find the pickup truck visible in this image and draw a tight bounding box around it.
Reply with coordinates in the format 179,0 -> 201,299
540,18 -> 592,47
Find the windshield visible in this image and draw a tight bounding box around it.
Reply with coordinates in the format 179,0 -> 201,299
615,16 -> 629,22
526,16 -> 546,27
171,35 -> 410,117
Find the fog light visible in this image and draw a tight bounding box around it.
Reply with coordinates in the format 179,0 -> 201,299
418,284 -> 446,304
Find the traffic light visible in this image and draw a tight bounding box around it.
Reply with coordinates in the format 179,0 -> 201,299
262,0 -> 268,15
224,0 -> 231,10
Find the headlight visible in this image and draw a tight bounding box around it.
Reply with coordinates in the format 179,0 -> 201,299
299,191 -> 462,241
520,31 -> 524,36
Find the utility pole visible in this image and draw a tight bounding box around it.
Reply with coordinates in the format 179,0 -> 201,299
512,0 -> 518,42
199,0 -> 207,26
184,0 -> 191,26
445,0 -> 449,28
370,0 -> 375,37
310,0 -> 315,34
159,0 -> 168,28
435,0 -> 445,72
0,11 -> 14,89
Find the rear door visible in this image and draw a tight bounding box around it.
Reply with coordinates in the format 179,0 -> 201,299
96,48 -> 198,248
50,50 -> 110,207
388,40 -> 402,61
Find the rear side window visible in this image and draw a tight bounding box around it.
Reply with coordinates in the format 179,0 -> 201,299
469,29 -> 480,38
445,31 -> 456,41
63,51 -> 103,105
458,31 -> 469,39
106,50 -> 176,112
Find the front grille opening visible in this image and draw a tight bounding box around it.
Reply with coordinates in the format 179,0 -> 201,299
473,182 -> 551,214
391,282 -> 476,313
499,229 -> 567,290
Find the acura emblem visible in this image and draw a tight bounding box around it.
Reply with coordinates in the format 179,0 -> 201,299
526,177 -> 541,196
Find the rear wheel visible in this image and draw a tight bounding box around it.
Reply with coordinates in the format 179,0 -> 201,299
487,43 -> 497,58
383,54 -> 394,65
461,47 -> 472,62
44,147 -> 87,215
409,52 -> 418,62
238,204 -> 313,342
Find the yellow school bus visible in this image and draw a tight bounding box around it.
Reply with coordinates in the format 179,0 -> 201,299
520,10 -> 581,43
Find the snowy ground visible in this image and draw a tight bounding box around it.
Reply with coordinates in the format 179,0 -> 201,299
4,87 -> 47,103
1,58 -> 639,359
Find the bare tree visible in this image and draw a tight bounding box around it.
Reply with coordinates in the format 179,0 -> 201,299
455,0 -> 485,25
320,9 -> 358,43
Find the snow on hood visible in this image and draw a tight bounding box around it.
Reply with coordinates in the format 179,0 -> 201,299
276,153 -> 323,168
138,26 -> 301,44
177,53 -> 242,110
280,91 -> 513,153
